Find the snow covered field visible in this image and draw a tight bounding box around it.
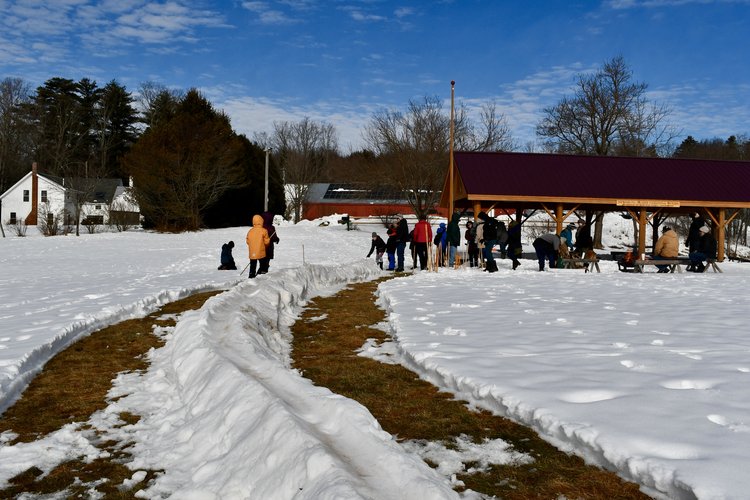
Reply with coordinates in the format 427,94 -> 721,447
1,216 -> 749,499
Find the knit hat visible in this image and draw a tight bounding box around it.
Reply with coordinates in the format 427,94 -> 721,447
699,225 -> 710,234
567,223 -> 576,228
372,232 -> 377,237
663,226 -> 671,232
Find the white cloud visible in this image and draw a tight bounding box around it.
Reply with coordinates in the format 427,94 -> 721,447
606,0 -> 750,8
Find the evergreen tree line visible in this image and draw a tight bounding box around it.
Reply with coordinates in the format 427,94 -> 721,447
0,77 -> 285,232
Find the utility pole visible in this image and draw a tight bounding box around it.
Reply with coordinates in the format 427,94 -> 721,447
449,80 -> 455,216
264,148 -> 272,212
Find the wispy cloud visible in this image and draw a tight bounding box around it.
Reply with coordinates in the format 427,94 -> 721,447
605,0 -> 750,8
0,0 -> 228,69
241,1 -> 304,25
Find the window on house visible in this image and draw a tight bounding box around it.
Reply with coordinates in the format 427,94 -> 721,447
23,190 -> 29,202
10,212 -> 17,224
95,204 -> 101,210
41,190 -> 48,202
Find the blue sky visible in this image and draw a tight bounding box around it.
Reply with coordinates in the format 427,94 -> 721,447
1,0 -> 748,152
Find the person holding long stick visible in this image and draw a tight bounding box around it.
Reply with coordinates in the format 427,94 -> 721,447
413,215 -> 432,270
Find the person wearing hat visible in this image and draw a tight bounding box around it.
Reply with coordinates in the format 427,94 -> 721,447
685,211 -> 706,260
560,222 -> 576,250
688,225 -> 717,272
366,231 -> 387,270
218,240 -> 237,270
653,225 -> 679,273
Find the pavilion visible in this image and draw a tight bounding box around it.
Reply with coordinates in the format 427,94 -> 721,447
441,151 -> 750,261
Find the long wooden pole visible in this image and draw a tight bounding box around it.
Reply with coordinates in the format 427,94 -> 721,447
449,80 -> 455,217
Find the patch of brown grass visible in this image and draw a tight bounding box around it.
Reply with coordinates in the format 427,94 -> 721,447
292,278 -> 650,499
0,290 -> 221,498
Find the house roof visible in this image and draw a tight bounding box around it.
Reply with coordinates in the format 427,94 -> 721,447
305,183 -> 410,205
445,151 -> 750,210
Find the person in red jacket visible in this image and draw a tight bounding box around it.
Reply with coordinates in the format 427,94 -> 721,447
412,216 -> 433,270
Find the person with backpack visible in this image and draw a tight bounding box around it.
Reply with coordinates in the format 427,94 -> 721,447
477,211 -> 498,272
446,212 -> 462,267
367,232 -> 386,269
465,220 -> 479,268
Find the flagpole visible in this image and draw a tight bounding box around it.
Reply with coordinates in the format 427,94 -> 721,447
449,80 -> 455,217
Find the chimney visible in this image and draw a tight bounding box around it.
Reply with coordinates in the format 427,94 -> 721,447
25,162 -> 39,226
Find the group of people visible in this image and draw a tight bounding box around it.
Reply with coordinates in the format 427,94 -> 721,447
531,218 -> 593,272
367,211 -> 719,275
367,215 -> 413,271
652,212 -> 717,273
368,212 -> 523,273
217,212 -> 280,279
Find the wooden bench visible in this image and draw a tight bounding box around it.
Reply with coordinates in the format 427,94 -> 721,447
560,258 -> 600,273
634,259 -> 686,273
698,260 -> 723,273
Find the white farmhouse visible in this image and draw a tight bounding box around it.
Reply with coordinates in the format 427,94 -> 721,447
0,163 -> 140,230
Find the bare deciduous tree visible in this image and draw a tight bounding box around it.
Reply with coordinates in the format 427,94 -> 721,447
536,56 -> 679,247
270,117 -> 338,223
365,96 -> 513,219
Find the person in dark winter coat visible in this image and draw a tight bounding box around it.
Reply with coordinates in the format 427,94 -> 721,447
395,216 -> 409,272
477,211 -> 498,272
465,220 -> 479,268
507,220 -> 523,270
367,232 -> 386,269
533,233 -> 561,271
688,225 -> 717,272
385,224 -> 398,271
259,212 -> 280,274
685,212 -> 706,255
218,241 -> 237,270
496,221 -> 509,258
575,219 -> 593,256
446,212 -> 462,267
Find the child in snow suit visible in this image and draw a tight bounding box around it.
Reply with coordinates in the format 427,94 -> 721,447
367,232 -> 387,269
218,241 -> 237,270
246,214 -> 270,278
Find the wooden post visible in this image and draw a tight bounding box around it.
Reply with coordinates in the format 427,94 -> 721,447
638,209 -> 647,259
718,208 -> 726,262
555,203 -> 563,234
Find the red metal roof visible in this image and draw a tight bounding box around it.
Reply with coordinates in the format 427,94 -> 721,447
453,151 -> 750,205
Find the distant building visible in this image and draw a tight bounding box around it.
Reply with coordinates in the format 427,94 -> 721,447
0,164 -> 140,229
303,183 -> 448,220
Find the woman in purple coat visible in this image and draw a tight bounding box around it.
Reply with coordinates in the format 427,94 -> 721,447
259,212 -> 280,274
